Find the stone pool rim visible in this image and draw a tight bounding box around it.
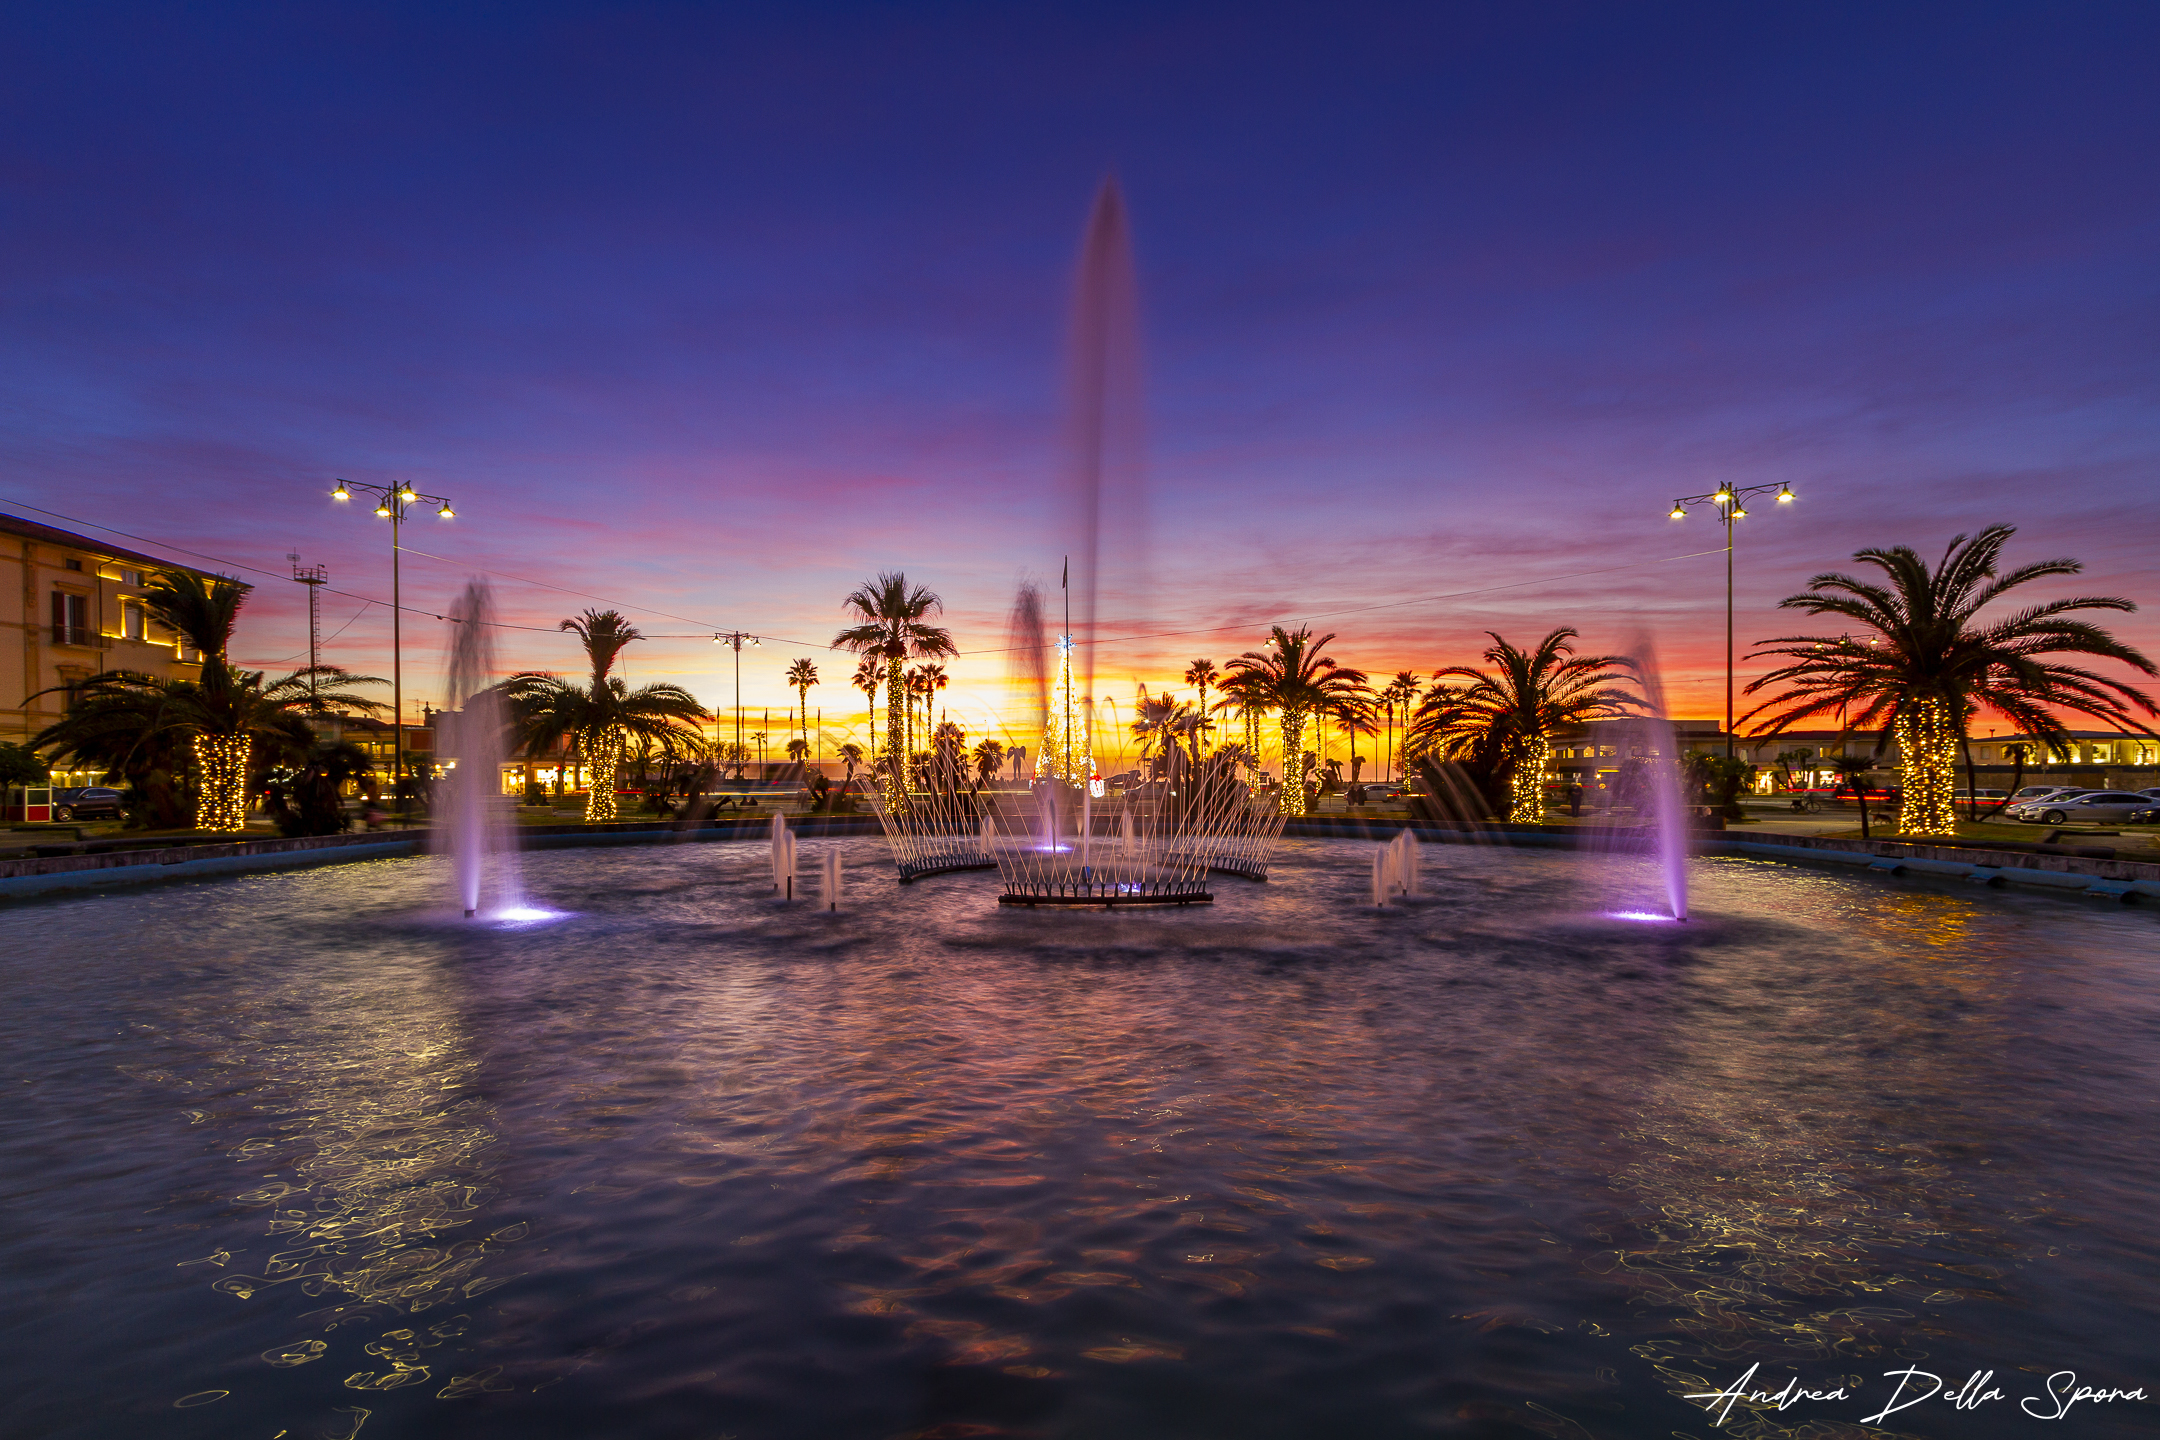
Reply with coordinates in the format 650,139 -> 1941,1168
4,814 -> 2155,904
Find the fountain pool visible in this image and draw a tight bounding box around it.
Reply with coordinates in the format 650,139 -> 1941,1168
2,838 -> 2155,1439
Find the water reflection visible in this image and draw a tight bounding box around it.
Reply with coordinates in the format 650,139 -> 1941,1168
0,842 -> 2152,1439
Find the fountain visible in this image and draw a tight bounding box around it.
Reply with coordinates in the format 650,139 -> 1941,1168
864,178 -> 1284,907
439,580 -> 524,919
1371,828 -> 1421,905
1585,641 -> 1690,921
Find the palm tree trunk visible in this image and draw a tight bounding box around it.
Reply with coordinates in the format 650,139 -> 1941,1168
194,732 -> 249,831
1279,708 -> 1306,816
885,658 -> 906,803
1895,696 -> 1958,838
1506,734 -> 1550,824
585,725 -> 624,822
1989,748 -> 2024,819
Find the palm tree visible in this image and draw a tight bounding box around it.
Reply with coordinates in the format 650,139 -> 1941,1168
834,572 -> 956,802
785,737 -> 810,766
141,570 -> 249,689
920,662 -> 950,735
850,657 -> 883,759
1213,669 -> 1273,789
1409,629 -> 1637,824
1333,695 -> 1379,784
1129,689 -> 1194,779
1182,659 -> 1218,747
786,658 -> 819,749
1742,526 -> 2156,839
1822,753 -> 1880,839
972,738 -> 1006,788
902,668 -> 926,756
36,568 -> 387,830
34,664 -> 386,831
1222,627 -> 1370,815
837,741 -> 865,791
502,608 -> 708,822
1380,671 -> 1421,781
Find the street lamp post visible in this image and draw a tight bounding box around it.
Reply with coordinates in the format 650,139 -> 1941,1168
329,478 -> 455,812
713,631 -> 758,781
1666,480 -> 1794,758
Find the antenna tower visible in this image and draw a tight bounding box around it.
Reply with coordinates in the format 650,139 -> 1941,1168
289,553 -> 330,708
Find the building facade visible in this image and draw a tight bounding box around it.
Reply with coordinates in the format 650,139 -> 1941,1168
2,512 -> 217,777
1548,716 -> 2157,797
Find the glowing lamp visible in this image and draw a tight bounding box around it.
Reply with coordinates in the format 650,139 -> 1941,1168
1731,505 -> 1749,518
437,502 -> 455,518
331,482 -> 350,501
398,485 -> 418,503
1776,486 -> 1794,503
374,501 -> 393,518
1670,503 -> 1687,519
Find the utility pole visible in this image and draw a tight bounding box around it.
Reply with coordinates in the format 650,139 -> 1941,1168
288,553 -> 329,711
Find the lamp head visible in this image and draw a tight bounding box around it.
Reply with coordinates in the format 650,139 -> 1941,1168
331,481 -> 350,501
1670,503 -> 1687,520
437,502 -> 455,518
1776,486 -> 1794,503
397,485 -> 418,503
1731,504 -> 1749,518
374,501 -> 393,518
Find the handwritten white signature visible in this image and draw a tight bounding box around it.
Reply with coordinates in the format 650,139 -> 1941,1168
1684,1362 -> 2147,1426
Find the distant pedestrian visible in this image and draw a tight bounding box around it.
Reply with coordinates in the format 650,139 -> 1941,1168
1566,781 -> 1584,818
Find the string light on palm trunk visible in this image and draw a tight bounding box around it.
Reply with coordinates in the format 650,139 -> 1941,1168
1897,697 -> 1960,838
194,734 -> 249,831
1509,735 -> 1551,824
585,726 -> 626,822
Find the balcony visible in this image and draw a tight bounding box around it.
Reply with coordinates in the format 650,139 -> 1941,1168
51,625 -> 110,650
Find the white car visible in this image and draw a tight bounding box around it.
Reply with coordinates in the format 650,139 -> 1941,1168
2007,786 -> 2090,806
2012,791 -> 2154,825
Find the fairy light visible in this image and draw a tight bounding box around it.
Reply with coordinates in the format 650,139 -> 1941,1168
1277,706 -> 1310,815
1509,734 -> 1551,824
1042,635 -> 1093,785
1897,697 -> 1959,838
584,726 -> 626,822
193,733 -> 249,831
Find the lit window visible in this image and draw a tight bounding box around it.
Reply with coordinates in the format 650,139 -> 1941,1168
122,602 -> 145,641
121,568 -> 142,586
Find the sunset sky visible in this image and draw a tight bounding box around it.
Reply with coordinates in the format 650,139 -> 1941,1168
5,2 -> 2155,756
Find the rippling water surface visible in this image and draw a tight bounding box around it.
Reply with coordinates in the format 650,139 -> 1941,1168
2,839 -> 2156,1439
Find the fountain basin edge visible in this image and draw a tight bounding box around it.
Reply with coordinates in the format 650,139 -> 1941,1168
1,815 -> 2152,903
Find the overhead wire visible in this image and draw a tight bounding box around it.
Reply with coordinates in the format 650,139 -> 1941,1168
6,495 -> 1735,662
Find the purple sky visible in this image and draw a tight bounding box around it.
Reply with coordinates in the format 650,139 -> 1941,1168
4,2 -> 2156,749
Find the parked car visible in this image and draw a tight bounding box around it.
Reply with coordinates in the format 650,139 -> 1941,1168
1956,788 -> 2009,803
2130,804 -> 2160,825
51,786 -> 126,821
1360,782 -> 1408,801
2007,786 -> 2091,806
2008,791 -> 2155,825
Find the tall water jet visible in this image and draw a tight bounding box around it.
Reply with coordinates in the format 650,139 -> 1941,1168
871,178 -> 1280,905
1061,175 -> 1146,735
440,581 -> 524,918
1586,639 -> 1689,922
